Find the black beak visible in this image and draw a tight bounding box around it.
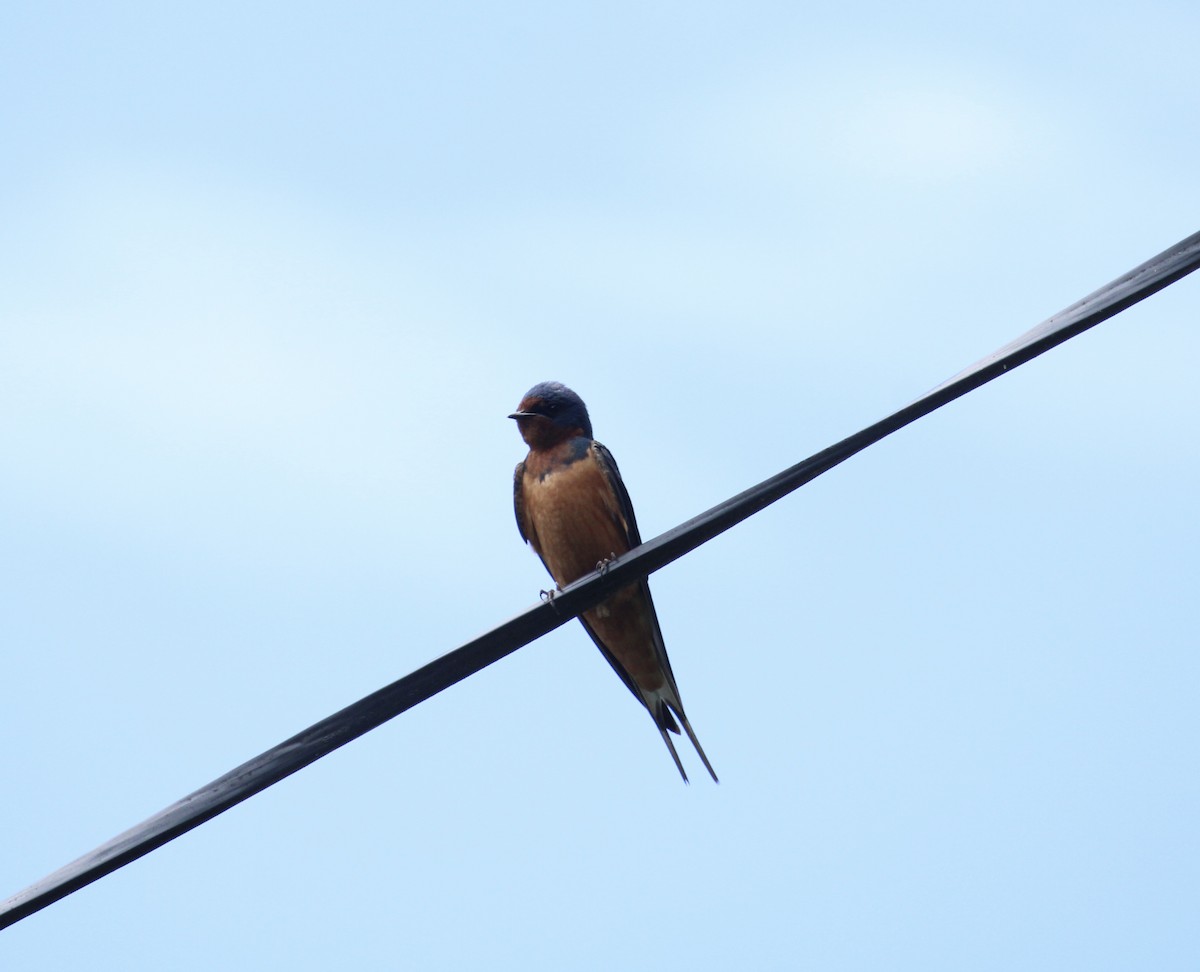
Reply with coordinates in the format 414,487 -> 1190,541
508,410 -> 535,420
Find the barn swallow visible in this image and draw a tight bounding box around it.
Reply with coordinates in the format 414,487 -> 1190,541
510,381 -> 717,783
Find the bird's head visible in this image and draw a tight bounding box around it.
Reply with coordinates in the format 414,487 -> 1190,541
509,381 -> 593,449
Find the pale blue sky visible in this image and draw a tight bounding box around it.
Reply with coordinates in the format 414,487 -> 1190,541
3,2 -> 1198,969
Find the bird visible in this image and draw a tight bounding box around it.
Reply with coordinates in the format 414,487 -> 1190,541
509,380 -> 717,783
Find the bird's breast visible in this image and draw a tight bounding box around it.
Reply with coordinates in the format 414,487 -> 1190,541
522,446 -> 630,587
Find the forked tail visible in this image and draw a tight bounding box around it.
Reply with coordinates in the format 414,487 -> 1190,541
652,697 -> 718,784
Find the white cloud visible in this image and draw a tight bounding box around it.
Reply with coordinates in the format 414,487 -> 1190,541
830,82 -> 1025,180
0,165 -> 515,533
689,53 -> 1056,186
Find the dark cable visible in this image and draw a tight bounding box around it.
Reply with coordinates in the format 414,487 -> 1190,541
3,230 -> 1198,930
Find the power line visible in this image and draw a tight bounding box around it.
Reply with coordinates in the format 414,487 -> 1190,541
3,230 -> 1198,931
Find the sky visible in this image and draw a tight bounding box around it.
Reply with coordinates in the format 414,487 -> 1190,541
2,1 -> 1198,969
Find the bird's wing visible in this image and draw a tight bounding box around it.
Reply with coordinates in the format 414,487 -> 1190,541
513,460 -> 535,548
590,442 -> 642,546
586,442 -> 683,728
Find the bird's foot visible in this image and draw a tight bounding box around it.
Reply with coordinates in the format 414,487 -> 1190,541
595,552 -> 619,576
539,588 -> 560,612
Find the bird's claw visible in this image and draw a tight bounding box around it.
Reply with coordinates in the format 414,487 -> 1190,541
596,552 -> 618,576
539,588 -> 560,612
